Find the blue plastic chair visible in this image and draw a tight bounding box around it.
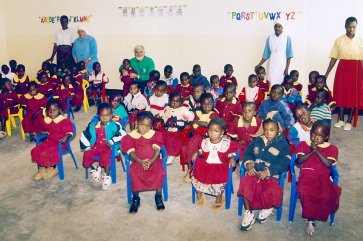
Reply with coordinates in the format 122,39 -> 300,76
191,151 -> 239,210
288,154 -> 339,226
125,146 -> 168,205
237,163 -> 287,222
35,122 -> 78,180
67,98 -> 74,119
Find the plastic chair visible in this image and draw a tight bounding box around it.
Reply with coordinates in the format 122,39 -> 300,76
5,104 -> 25,140
85,143 -> 125,184
91,83 -> 107,103
67,98 -> 74,119
191,151 -> 239,210
125,146 -> 168,205
35,122 -> 78,180
288,154 -> 339,226
82,79 -> 90,112
237,164 -> 287,222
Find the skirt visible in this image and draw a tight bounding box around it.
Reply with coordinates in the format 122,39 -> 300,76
31,140 -> 67,167
192,176 -> 226,196
162,130 -> 183,156
22,111 -> 45,133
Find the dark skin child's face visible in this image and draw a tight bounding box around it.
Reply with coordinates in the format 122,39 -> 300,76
315,79 -> 325,90
164,68 -> 172,78
40,74 -> 48,83
123,60 -> 130,69
193,67 -> 201,76
170,95 -> 182,109
310,126 -> 328,145
248,77 -> 258,88
225,68 -> 233,77
63,76 -> 71,85
295,108 -> 311,126
181,76 -> 190,86
224,87 -> 236,101
137,118 -> 152,135
291,72 -> 299,82
110,96 -> 121,109
309,72 -> 318,85
47,104 -> 61,119
314,92 -> 327,106
263,122 -> 279,142
94,64 -> 101,73
17,68 -> 25,78
270,87 -> 283,101
155,85 -> 166,97
99,109 -> 112,126
283,79 -> 294,90
242,104 -> 256,122
201,98 -> 213,113
4,81 -> 12,91
211,78 -> 220,88
192,86 -> 203,101
208,124 -> 224,143
130,84 -> 139,96
2,65 -> 9,74
29,86 -> 38,96
256,69 -> 266,81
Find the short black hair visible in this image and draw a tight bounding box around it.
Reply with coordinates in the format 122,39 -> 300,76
97,103 -> 112,115
9,60 -> 17,66
164,65 -> 173,72
345,16 -> 357,27
263,118 -> 279,130
315,89 -> 329,101
290,70 -> 299,76
16,64 -> 25,71
193,64 -> 201,70
169,91 -> 181,101
209,75 -> 219,84
248,74 -> 257,82
28,81 -> 38,90
109,93 -> 122,102
123,59 -> 130,65
180,72 -> 190,80
130,81 -> 140,89
316,75 -> 327,83
60,15 -> 69,21
311,119 -> 331,137
200,92 -> 214,104
208,117 -> 226,132
155,80 -> 167,89
223,82 -> 236,92
46,98 -> 61,110
149,70 -> 160,81
255,66 -> 265,73
137,111 -> 154,123
271,84 -> 283,93
224,64 -> 233,72
93,62 -> 100,69
309,70 -> 319,78
192,83 -> 204,90
242,101 -> 257,110
295,103 -> 309,112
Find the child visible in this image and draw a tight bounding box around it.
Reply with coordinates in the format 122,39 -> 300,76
121,111 -> 166,213
123,81 -> 148,130
120,59 -> 136,98
0,79 -> 20,133
228,102 -> 262,159
31,99 -> 74,180
309,89 -> 332,123
71,65 -> 85,112
109,94 -> 128,128
215,83 -> 243,130
307,71 -> 319,97
37,71 -> 56,98
290,70 -> 303,95
258,84 -> 295,130
255,66 -> 270,99
20,82 -> 47,141
57,62 -> 70,79
295,120 -> 341,237
238,74 -> 264,107
1,64 -> 15,83
49,63 -> 61,86
288,104 -> 313,147
281,75 -> 302,113
9,60 -> 17,74
0,93 -> 5,136
54,74 -> 75,113
13,64 -> 30,95
208,75 -> 223,105
305,75 -> 336,112
144,70 -> 161,99
191,117 -> 238,211
160,65 -> 178,93
183,83 -> 204,112
174,72 -> 192,101
37,61 -> 50,78
191,64 -> 210,88
78,61 -> 89,80
238,118 -> 291,231
89,62 -> 109,104
220,64 -> 238,88
81,103 -> 126,190
148,81 -> 169,130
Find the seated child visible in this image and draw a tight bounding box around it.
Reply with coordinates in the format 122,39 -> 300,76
160,92 -> 194,164
20,82 -> 47,141
70,65 -> 84,112
1,64 -> 15,83
9,59 -> 17,74
290,70 -> 303,95
191,64 -> 210,88
49,63 -> 61,86
305,75 -> 336,112
37,71 -> 55,98
160,65 -> 178,93
295,120 -> 341,237
149,81 -> 169,130
288,104 -> 313,147
258,84 -> 295,131
78,61 -> 89,81
13,64 -> 30,95
191,117 -> 238,211
109,94 -> 128,128
123,81 -> 148,130
215,83 -> 242,130
220,64 -> 238,88
88,62 -> 109,104
238,118 -> 291,231
0,79 -> 20,133
54,74 -> 75,113
57,62 -> 71,79
238,74 -> 264,107
183,83 -> 204,112
37,61 -> 50,78
144,70 -> 161,99
121,111 -> 166,213
228,102 -> 262,159
255,66 -> 270,99
175,72 -> 192,101
120,59 -> 136,98
81,103 -> 126,190
31,99 -> 74,180
309,89 -> 332,123
307,71 -> 319,97
281,75 -> 302,113
207,75 -> 223,105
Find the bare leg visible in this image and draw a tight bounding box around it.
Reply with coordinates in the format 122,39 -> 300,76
347,107 -> 355,124
104,166 -> 110,175
243,197 -> 252,211
338,107 -> 344,122
196,190 -> 203,200
215,194 -> 222,204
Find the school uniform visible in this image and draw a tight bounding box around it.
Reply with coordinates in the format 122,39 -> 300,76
89,71 -> 109,90
288,122 -> 311,147
20,93 -> 47,133
123,91 -> 148,123
293,81 -> 303,95
215,97 -> 243,129
121,68 -> 136,97
175,84 -> 192,101
13,74 -> 30,95
238,86 -> 264,106
305,87 -> 336,108
257,79 -> 271,99
71,74 -> 85,107
258,99 -> 295,130
183,96 -> 201,112
38,81 -> 56,98
0,89 -> 20,120
220,75 -> 238,88
54,84 -> 75,112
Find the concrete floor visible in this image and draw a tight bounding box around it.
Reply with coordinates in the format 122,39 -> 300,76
0,107 -> 362,241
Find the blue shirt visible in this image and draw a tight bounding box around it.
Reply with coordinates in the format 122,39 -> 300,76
72,35 -> 98,73
191,74 -> 210,88
258,99 -> 295,129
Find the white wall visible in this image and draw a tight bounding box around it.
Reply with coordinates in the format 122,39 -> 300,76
0,0 -> 8,63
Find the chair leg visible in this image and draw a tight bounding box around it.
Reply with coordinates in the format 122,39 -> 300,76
110,154 -> 117,184
192,184 -> 196,204
353,107 -> 359,127
330,213 -> 335,226
163,171 -> 168,202
126,162 -> 132,205
69,149 -> 78,169
10,116 -> 16,128
238,196 -> 244,216
119,155 -> 126,172
85,168 -> 88,179
5,119 -> 11,136
57,160 -> 65,180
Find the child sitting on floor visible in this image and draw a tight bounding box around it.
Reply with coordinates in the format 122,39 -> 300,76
183,83 -> 204,112
174,72 -> 192,101
305,75 -> 336,112
290,70 -> 303,95
238,117 -> 290,231
281,75 -> 302,113
49,63 -> 61,87
121,111 -> 166,213
309,89 -> 332,123
160,65 -> 178,93
207,75 -> 223,105
144,70 -> 161,99
220,64 -> 238,88
295,120 -> 341,237
81,103 -> 126,190
120,59 -> 136,98
89,62 -> 109,105
307,71 -> 319,97
238,74 -> 264,107
13,64 -> 30,95
149,81 -> 169,130
288,104 -> 313,147
37,61 -> 49,78
255,66 -> 270,99
191,117 -> 238,211
109,93 -> 128,128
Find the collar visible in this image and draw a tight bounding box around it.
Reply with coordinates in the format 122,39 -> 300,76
182,84 -> 190,87
293,81 -> 301,86
237,116 -> 257,128
133,91 -> 141,98
14,74 -> 27,83
24,93 -> 44,100
298,122 -> 312,132
44,115 -> 66,124
128,129 -> 155,139
60,84 -> 73,90
306,140 -> 331,148
220,97 -> 237,104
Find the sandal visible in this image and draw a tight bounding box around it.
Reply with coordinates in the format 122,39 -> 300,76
305,220 -> 316,237
196,193 -> 205,206
211,196 -> 225,211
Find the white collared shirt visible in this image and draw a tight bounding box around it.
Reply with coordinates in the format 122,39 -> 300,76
55,28 -> 75,46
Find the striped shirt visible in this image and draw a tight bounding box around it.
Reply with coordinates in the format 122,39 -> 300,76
310,104 -> 332,121
148,93 -> 169,116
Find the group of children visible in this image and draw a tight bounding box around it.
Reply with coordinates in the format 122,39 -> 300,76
1,60 -> 341,237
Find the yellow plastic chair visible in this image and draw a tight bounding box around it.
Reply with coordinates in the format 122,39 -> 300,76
82,79 -> 90,112
6,104 -> 25,140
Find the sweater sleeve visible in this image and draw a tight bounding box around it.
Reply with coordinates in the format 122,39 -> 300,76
266,140 -> 291,176
288,126 -> 299,147
242,138 -> 257,167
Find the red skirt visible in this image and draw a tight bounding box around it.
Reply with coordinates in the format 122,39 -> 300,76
22,111 -> 45,133
333,59 -> 363,108
31,140 -> 67,167
162,130 -> 183,156
237,175 -> 283,209
71,87 -> 84,107
129,159 -> 165,192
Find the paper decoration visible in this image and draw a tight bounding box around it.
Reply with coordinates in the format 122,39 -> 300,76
118,5 -> 187,17
230,11 -> 299,21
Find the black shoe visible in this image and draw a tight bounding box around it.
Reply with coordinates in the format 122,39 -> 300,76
96,98 -> 101,105
155,193 -> 165,210
73,106 -> 81,112
129,196 -> 140,213
89,99 -> 95,106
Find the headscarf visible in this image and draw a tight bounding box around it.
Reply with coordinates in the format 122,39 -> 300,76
77,26 -> 88,34
1,64 -> 15,81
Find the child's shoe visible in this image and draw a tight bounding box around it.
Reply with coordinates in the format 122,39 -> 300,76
334,120 -> 345,128
33,170 -> 43,181
102,175 -> 112,190
240,210 -> 255,231
46,167 -> 58,180
211,196 -> 225,212
166,156 -> 175,165
39,167 -> 48,180
155,193 -> 165,210
343,123 -> 352,131
256,208 -> 274,223
0,131 -> 6,139
183,172 -> 191,183
129,196 -> 140,213
196,193 -> 205,206
90,166 -> 102,182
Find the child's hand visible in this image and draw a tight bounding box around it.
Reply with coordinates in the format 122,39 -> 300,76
257,170 -> 268,180
121,69 -> 129,77
59,136 -> 69,143
246,163 -> 256,176
229,158 -> 236,168
130,73 -> 138,79
141,160 -> 150,170
311,142 -> 319,151
106,143 -> 111,148
238,139 -> 246,145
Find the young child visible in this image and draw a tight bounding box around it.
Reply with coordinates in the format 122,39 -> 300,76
191,117 -> 238,210
183,83 -> 204,112
89,62 -> 109,104
191,64 -> 210,88
49,63 -> 61,86
309,89 -> 332,123
20,82 -> 47,141
144,70 -> 161,99
57,62 -> 71,79
174,72 -> 192,101
288,104 -> 313,147
215,83 -> 242,130
78,61 -> 89,80
54,74 -> 75,113
120,59 -> 136,98
37,71 -> 56,98
238,74 -> 264,107
305,75 -> 336,112
71,65 -> 84,112
123,81 -> 148,130
161,92 -> 195,164
307,71 -> 319,97
9,60 -> 17,74
220,64 -> 238,88
81,103 -> 126,190
290,70 -> 303,95
37,62 -> 50,78
0,79 -> 20,132
1,64 -> 15,83
160,65 -> 178,93
238,118 -> 291,231
148,81 -> 169,130
228,102 -> 262,159
13,64 -> 30,95
208,75 -> 223,105
109,94 -> 128,128
31,99 -> 74,180
255,66 -> 270,99
121,111 -> 166,213
258,84 -> 295,131
295,120 -> 341,237
281,75 -> 302,113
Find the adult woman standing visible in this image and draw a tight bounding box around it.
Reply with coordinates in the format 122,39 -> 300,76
325,17 -> 363,131
72,26 -> 98,73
